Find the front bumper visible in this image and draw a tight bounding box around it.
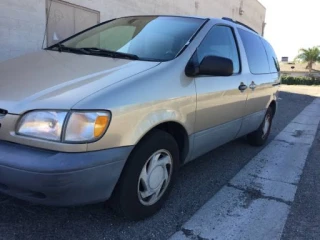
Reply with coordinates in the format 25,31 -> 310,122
0,141 -> 133,206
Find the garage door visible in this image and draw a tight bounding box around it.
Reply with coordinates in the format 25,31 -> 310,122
46,0 -> 100,46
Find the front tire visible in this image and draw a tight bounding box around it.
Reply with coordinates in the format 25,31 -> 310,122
247,107 -> 274,146
109,130 -> 179,220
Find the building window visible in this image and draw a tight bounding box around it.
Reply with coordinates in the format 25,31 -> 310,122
46,0 -> 100,46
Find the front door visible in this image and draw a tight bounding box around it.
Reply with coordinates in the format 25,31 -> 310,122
192,25 -> 248,159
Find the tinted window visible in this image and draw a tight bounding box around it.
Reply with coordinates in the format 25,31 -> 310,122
262,39 -> 280,73
197,25 -> 240,73
60,16 -> 205,61
238,28 -> 269,74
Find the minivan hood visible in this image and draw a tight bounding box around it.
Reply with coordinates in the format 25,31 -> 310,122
0,50 -> 159,114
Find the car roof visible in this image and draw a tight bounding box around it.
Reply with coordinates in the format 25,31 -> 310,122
117,15 -> 260,36
118,14 -> 209,20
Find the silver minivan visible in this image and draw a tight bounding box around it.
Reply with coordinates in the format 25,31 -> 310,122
0,15 -> 280,220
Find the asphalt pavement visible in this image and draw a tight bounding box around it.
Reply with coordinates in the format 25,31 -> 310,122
0,90 -> 317,240
281,110 -> 320,240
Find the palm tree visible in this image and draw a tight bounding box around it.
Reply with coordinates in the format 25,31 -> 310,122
295,46 -> 320,74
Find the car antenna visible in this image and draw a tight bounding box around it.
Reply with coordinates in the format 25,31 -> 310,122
42,0 -> 53,49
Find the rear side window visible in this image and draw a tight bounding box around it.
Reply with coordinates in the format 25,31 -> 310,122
262,39 -> 280,73
238,28 -> 269,74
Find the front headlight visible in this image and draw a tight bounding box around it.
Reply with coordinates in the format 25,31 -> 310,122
17,110 -> 111,143
17,111 -> 67,141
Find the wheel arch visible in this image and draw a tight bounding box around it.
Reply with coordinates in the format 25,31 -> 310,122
269,100 -> 277,117
133,121 -> 190,165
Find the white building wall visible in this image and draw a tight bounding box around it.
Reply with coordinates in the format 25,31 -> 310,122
0,0 -> 266,63
0,0 -> 46,62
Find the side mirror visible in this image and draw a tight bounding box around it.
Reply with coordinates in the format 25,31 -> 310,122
199,56 -> 234,76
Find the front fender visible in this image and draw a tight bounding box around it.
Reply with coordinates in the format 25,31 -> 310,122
86,97 -> 196,152
133,108 -> 190,144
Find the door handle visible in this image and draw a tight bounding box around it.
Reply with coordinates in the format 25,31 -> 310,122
238,82 -> 247,92
249,81 -> 257,90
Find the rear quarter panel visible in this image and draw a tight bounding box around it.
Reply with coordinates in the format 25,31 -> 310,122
244,72 -> 280,115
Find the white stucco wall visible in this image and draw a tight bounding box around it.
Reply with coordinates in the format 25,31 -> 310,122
0,0 -> 46,62
0,0 -> 266,62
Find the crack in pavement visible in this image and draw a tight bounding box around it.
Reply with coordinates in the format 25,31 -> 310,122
283,130 -> 316,136
227,183 -> 292,207
248,174 -> 298,186
291,130 -> 304,137
273,139 -> 295,145
292,121 -> 319,126
181,228 -> 210,240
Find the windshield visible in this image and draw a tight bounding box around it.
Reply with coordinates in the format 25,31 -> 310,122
54,16 -> 205,61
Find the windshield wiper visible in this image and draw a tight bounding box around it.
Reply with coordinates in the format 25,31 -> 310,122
82,47 -> 140,60
52,43 -> 90,55
48,45 -> 139,60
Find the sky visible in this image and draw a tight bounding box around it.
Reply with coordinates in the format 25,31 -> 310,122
259,0 -> 319,61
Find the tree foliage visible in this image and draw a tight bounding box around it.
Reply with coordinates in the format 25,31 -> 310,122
295,46 -> 320,73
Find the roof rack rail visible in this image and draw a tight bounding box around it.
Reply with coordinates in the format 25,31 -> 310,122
221,17 -> 258,34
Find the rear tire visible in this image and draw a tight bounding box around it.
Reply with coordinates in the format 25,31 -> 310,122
247,107 -> 273,147
109,130 -> 179,220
